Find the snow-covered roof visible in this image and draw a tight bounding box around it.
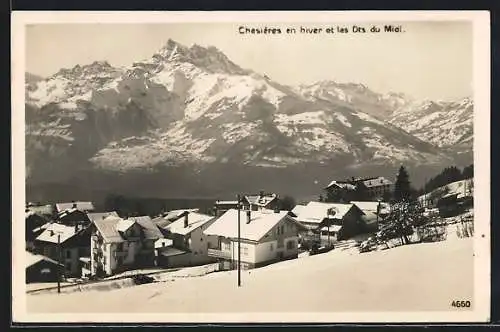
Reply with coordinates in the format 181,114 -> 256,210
152,216 -> 172,229
35,223 -> 79,244
291,204 -> 306,216
86,211 -> 119,223
245,194 -> 278,207
55,201 -> 95,213
362,177 -> 392,188
325,181 -> 356,190
93,216 -> 126,243
26,251 -> 61,268
116,219 -> 135,233
129,216 -> 164,240
294,201 -> 359,225
203,209 -> 294,242
165,212 -> 215,236
350,201 -> 390,213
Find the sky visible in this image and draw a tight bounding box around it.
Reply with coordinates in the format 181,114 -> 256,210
25,22 -> 472,101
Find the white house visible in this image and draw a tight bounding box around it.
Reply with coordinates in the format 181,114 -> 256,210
90,215 -> 164,277
158,211 -> 219,268
292,201 -> 366,242
203,209 -> 307,270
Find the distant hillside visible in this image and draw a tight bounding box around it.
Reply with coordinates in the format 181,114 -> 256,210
418,178 -> 473,204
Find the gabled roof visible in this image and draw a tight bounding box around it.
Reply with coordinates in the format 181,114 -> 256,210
291,204 -> 306,217
86,211 -> 119,223
203,209 -> 301,242
325,181 -> 356,190
35,223 -> 79,244
93,216 -> 126,243
55,201 -> 95,213
26,251 -> 62,268
165,212 -> 215,236
129,216 -> 164,240
293,201 -> 361,225
244,194 -> 278,207
116,219 -> 135,233
350,201 -> 390,213
152,216 -> 172,229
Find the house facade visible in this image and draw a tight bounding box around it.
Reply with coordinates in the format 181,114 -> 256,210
26,251 -> 63,283
90,216 -> 164,277
34,222 -> 91,278
293,201 -> 367,244
203,209 -> 307,270
158,211 -> 219,268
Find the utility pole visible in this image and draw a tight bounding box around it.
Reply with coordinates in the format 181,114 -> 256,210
237,194 -> 241,287
57,233 -> 61,294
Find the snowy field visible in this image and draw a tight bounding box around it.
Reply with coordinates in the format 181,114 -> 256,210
27,237 -> 473,313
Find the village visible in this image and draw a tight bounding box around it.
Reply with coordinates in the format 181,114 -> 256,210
25,167 -> 475,297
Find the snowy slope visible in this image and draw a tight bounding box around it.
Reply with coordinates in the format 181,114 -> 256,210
26,39 -> 455,184
388,98 -> 473,148
296,80 -> 412,119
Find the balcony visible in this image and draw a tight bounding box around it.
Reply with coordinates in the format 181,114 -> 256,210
207,248 -> 231,259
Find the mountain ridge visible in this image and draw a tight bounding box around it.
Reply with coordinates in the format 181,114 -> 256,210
24,39 -> 472,201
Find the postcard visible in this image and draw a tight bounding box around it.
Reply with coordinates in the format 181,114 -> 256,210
12,10 -> 490,323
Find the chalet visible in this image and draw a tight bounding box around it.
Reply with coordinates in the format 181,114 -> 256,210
90,215 -> 164,277
350,201 -> 391,232
26,251 -> 63,283
34,222 -> 91,278
437,193 -> 462,218
55,201 -> 95,214
159,211 -> 219,268
324,181 -> 357,203
293,201 -> 366,242
203,209 -> 307,270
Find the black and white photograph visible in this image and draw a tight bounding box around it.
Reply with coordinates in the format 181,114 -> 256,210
11,11 -> 490,323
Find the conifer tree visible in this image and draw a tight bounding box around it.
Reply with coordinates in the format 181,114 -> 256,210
394,166 -> 411,202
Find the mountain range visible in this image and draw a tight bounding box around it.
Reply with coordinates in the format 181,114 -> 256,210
25,39 -> 473,203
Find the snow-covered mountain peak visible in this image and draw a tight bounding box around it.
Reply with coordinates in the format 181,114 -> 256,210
151,39 -> 250,76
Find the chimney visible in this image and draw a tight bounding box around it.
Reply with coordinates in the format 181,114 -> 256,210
259,191 -> 265,198
74,224 -> 79,233
246,210 -> 251,224
184,213 -> 189,228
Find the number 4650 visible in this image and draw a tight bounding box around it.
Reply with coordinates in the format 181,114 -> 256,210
451,300 -> 471,308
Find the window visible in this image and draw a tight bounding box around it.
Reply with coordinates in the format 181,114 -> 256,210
287,240 -> 295,250
243,247 -> 249,256
66,250 -> 71,259
270,243 -> 274,251
41,268 -> 51,274
281,225 -> 284,234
